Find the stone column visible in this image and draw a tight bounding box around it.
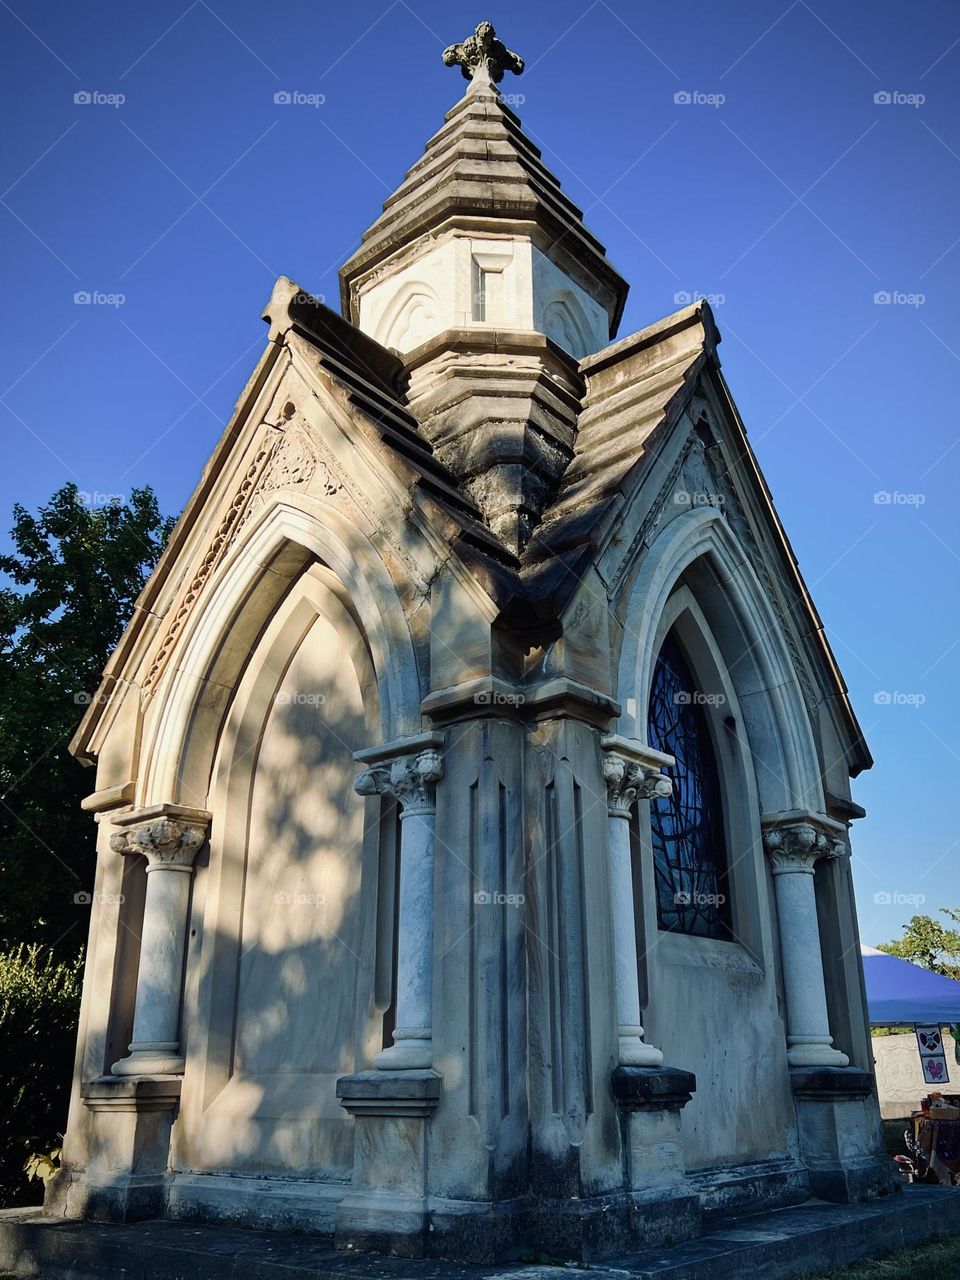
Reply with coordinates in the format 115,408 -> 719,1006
762,812 -> 849,1069
355,746 -> 443,1069
601,743 -> 672,1067
109,804 -> 210,1076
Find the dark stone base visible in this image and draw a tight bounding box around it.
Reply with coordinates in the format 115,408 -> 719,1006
337,1187 -> 701,1264
690,1158 -> 811,1224
527,1187 -> 700,1261
805,1156 -> 899,1204
790,1067 -> 874,1100
43,1168 -> 169,1224
333,1193 -> 430,1259
612,1065 -> 697,1111
6,1186 -> 960,1280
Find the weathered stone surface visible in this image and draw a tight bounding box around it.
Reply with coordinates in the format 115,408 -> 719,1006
8,1189 -> 960,1279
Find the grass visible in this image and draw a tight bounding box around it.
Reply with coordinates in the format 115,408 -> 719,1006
808,1235 -> 960,1279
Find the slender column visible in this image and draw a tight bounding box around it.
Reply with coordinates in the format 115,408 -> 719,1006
108,805 -> 210,1076
602,743 -> 673,1067
356,747 -> 443,1069
762,812 -> 849,1069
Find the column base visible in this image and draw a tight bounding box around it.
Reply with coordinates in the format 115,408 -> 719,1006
787,1040 -> 849,1069
372,1037 -> 432,1070
335,1069 -> 440,1257
618,1032 -> 665,1067
112,1049 -> 185,1076
610,1066 -> 702,1250
791,1067 -> 898,1203
46,1076 -> 182,1222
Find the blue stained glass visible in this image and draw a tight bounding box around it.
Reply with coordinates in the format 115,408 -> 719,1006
646,631 -> 731,939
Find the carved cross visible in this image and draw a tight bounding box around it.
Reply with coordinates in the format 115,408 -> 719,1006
442,21 -> 524,85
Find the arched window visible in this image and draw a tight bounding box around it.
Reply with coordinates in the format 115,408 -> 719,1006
646,629 -> 731,939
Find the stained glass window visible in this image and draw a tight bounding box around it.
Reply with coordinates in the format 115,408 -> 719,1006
646,630 -> 731,939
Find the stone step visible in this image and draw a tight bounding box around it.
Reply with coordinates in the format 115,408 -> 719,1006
2,1187 -> 959,1280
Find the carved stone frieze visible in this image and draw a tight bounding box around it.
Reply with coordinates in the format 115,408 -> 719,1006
142,412 -> 340,698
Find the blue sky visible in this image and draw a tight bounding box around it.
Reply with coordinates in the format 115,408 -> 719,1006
1,0 -> 957,946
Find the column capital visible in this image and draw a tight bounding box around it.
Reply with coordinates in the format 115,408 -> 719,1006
355,736 -> 445,815
355,750 -> 443,814
602,748 -> 671,817
109,803 -> 211,871
761,810 -> 847,876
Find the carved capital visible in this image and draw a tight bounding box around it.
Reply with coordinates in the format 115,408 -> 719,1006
603,751 -> 672,818
355,749 -> 443,814
110,806 -> 210,872
762,815 -> 847,876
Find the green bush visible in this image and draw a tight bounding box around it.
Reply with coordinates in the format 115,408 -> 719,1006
0,944 -> 82,1207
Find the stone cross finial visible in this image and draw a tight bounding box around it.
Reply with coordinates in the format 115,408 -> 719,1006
442,21 -> 524,85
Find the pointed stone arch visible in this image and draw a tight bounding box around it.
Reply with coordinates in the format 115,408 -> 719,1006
537,288 -> 594,359
615,505 -> 823,816
373,279 -> 443,352
140,495 -> 422,811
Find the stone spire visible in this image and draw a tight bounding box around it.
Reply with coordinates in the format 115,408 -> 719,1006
339,23 -> 629,555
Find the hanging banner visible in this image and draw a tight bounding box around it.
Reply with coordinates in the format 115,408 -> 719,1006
916,1024 -> 950,1085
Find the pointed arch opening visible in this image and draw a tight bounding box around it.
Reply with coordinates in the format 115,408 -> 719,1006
646,627 -> 732,940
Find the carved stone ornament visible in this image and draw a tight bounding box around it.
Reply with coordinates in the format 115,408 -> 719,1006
142,416 -> 327,698
442,21 -> 524,84
603,751 -> 672,817
762,817 -> 847,876
110,816 -> 208,871
355,749 -> 443,814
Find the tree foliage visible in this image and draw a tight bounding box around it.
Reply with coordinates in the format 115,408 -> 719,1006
877,909 -> 960,982
0,944 -> 83,1206
0,484 -> 173,949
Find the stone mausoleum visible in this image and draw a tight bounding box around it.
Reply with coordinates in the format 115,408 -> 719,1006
52,22 -> 892,1262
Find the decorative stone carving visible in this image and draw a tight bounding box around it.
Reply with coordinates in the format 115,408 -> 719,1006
141,441 -> 274,696
603,751 -> 672,817
442,21 -> 524,84
142,417 -> 330,698
355,748 -> 443,815
763,818 -> 847,876
109,814 -> 207,870
232,419 -> 326,540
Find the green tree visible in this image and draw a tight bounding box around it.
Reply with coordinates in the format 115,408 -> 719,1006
877,909 -> 960,982
0,944 -> 83,1206
0,483 -> 173,951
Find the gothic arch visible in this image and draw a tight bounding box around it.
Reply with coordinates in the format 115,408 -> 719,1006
615,506 -> 823,816
374,279 -> 442,352
537,288 -> 593,359
140,494 -> 422,810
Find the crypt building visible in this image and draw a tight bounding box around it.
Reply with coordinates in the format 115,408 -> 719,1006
53,23 -> 892,1260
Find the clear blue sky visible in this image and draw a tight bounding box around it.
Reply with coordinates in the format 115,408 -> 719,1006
1,0 -> 957,946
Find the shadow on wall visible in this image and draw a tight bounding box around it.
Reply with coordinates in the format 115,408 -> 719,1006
171,603 -> 384,1178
